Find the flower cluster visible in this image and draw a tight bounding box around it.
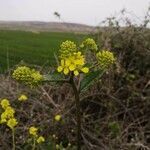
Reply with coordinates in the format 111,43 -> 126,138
7,118 -> 18,130
96,50 -> 115,69
18,94 -> 28,102
37,136 -> 45,144
54,114 -> 61,122
1,99 -> 10,109
0,99 -> 18,129
29,126 -> 45,144
12,66 -> 43,87
29,126 -> 38,137
80,38 -> 98,52
57,52 -> 89,76
59,40 -> 77,59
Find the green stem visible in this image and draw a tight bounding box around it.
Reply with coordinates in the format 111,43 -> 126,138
32,137 -> 36,150
70,75 -> 81,150
12,129 -> 15,150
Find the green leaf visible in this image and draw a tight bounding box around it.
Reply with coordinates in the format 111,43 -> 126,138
80,69 -> 104,91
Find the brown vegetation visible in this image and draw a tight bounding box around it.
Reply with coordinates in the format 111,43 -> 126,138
0,10 -> 150,150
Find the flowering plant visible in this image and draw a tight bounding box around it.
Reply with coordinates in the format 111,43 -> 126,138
12,38 -> 115,150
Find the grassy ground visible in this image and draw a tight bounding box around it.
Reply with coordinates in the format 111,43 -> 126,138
0,30 -> 86,73
0,24 -> 149,149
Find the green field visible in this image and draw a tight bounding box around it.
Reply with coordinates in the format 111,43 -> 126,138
0,30 -> 87,73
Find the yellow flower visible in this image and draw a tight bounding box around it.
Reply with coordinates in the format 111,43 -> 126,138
0,101 -> 16,125
0,99 -> 17,129
0,99 -> 10,109
96,50 -> 115,69
37,136 -> 45,143
29,126 -> 38,136
57,52 -> 89,76
18,94 -> 28,102
81,67 -> 89,73
6,106 -> 15,113
74,70 -> 79,76
57,66 -> 63,72
54,115 -> 61,121
7,118 -> 18,129
69,64 -> 75,71
0,114 -> 7,123
0,106 -> 15,124
0,119 -> 7,124
1,112 -> 7,122
63,68 -> 69,75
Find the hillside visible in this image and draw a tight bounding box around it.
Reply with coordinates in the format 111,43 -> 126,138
0,21 -> 96,33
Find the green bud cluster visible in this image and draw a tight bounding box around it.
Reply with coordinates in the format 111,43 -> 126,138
81,38 -> 98,52
59,40 -> 77,59
96,50 -> 115,69
12,66 -> 43,87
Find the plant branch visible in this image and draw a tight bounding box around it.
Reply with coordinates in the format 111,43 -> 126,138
40,87 -> 59,108
12,129 -> 15,150
70,74 -> 81,150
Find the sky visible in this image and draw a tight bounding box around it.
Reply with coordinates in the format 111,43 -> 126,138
0,0 -> 149,26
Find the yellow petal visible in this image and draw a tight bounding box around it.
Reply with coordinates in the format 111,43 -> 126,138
18,94 -> 28,101
69,64 -> 76,71
61,60 -> 65,66
65,59 -> 71,66
81,67 -> 89,73
64,68 -> 69,75
74,70 -> 79,76
75,59 -> 84,65
57,66 -> 63,72
37,136 -> 45,143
